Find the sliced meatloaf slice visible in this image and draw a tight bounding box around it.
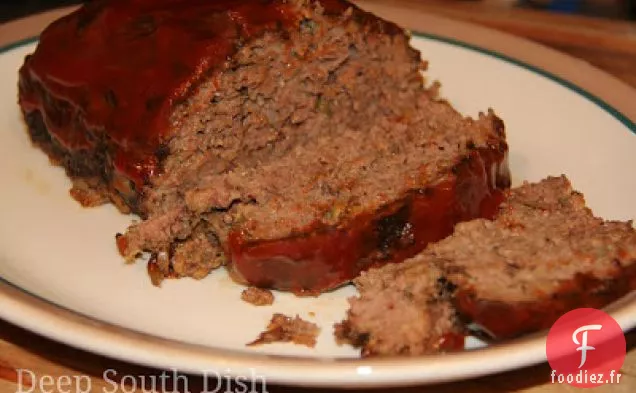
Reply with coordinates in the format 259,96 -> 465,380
335,261 -> 463,356
337,176 -> 636,355
18,0 -> 510,293
434,176 -> 636,339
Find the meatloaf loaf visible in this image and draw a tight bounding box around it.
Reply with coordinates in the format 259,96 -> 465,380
337,176 -> 636,356
18,0 -> 510,293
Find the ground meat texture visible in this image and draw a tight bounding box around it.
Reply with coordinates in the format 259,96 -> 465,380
247,313 -> 320,348
241,287 -> 275,306
335,262 -> 464,356
18,0 -> 510,293
338,176 -> 636,355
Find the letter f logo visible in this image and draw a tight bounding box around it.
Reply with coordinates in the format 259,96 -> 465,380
572,324 -> 602,368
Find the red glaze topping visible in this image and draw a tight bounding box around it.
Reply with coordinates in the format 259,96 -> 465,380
437,332 -> 466,352
19,0 -> 308,186
455,262 -> 636,339
228,145 -> 511,294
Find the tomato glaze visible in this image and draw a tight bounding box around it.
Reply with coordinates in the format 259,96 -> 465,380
18,0 -> 306,187
455,262 -> 636,339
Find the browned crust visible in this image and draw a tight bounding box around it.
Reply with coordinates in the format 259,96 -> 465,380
334,320 -> 368,348
23,111 -> 135,215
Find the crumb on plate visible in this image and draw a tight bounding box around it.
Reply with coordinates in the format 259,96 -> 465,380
247,313 -> 320,348
241,287 -> 275,306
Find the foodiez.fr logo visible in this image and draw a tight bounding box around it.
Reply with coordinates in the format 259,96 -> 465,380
573,324 -> 602,369
546,308 -> 627,388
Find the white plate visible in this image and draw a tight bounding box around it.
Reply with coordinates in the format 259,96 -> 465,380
1,25 -> 636,388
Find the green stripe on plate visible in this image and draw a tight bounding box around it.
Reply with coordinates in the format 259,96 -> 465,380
412,31 -> 636,135
0,36 -> 38,53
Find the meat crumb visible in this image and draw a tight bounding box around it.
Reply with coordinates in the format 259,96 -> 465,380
241,287 -> 274,306
247,313 -> 320,348
69,180 -> 109,208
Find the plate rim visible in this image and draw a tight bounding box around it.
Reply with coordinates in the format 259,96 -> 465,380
1,8 -> 636,388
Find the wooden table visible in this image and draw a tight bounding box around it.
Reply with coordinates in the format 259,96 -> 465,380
2,1 -> 636,392
368,0 -> 636,89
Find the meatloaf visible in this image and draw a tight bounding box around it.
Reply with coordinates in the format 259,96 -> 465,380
338,176 -> 636,355
335,263 -> 463,356
18,0 -> 510,294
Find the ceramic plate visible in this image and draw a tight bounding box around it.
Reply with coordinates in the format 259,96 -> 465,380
1,9 -> 635,388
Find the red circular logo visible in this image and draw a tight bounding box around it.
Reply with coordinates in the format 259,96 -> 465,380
546,308 -> 626,388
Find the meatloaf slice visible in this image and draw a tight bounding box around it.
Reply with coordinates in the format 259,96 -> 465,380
434,176 -> 636,339
335,262 -> 463,356
18,0 -> 510,293
338,176 -> 636,355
